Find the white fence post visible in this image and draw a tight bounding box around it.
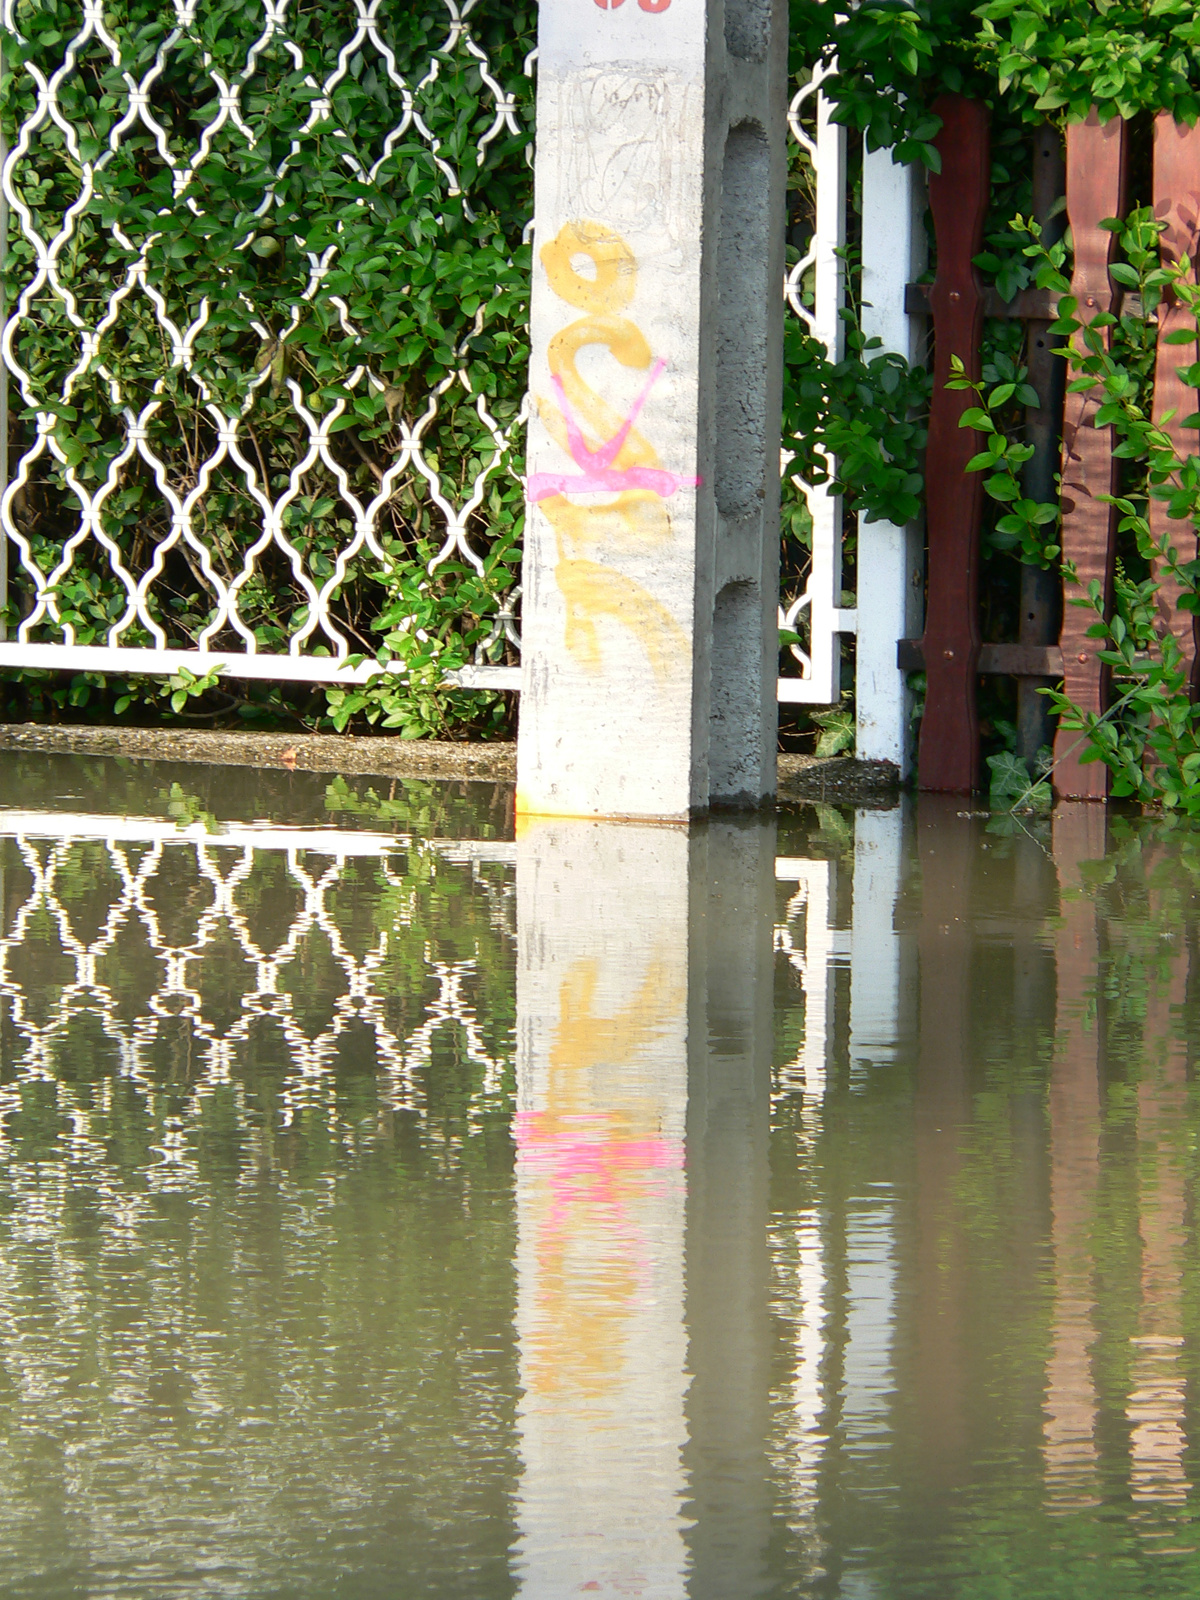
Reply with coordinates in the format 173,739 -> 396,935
779,63 -> 856,709
855,148 -> 927,773
0,33 -> 7,643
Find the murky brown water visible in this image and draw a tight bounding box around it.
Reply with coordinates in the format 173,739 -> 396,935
0,756 -> 1196,1597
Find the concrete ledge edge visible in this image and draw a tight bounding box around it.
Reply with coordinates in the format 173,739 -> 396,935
0,726 -> 902,803
777,754 -> 901,805
0,724 -> 518,782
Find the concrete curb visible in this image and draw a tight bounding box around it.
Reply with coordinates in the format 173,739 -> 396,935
0,724 -> 517,781
777,755 -> 901,806
0,724 -> 902,803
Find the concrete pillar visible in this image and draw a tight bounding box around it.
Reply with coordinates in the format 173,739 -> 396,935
516,0 -> 787,820
855,148 -> 926,774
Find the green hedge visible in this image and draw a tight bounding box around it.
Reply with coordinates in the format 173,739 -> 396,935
1,0 -> 534,734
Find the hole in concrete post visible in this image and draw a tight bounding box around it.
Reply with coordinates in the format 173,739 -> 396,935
710,578 -> 762,801
724,0 -> 770,61
715,121 -> 769,519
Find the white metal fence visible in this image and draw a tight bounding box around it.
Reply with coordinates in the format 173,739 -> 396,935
0,0 -> 529,690
777,57 -> 854,710
0,7 -> 916,745
778,63 -> 924,766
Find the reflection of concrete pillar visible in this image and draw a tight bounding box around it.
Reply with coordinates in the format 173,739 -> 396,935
1043,803 -> 1106,1508
513,820 -> 691,1598
842,809 -> 905,1483
841,1200 -> 897,1460
512,816 -> 777,1598
684,818 -> 776,1600
516,0 -> 786,819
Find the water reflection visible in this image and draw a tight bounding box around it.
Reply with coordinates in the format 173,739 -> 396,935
513,820 -> 692,1598
1044,804 -> 1104,1507
0,761 -> 1197,1596
0,767 -> 522,1600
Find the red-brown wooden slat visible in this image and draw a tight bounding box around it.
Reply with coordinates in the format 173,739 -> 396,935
1053,112 -> 1129,800
918,95 -> 990,793
1149,113 -> 1200,693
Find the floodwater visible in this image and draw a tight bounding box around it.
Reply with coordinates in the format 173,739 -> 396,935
0,758 -> 1197,1599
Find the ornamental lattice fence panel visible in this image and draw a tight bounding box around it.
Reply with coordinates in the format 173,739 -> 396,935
0,4 -> 866,717
0,0 -> 532,692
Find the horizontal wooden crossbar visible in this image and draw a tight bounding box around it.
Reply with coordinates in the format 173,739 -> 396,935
897,640 -> 1063,676
904,283 -> 1143,322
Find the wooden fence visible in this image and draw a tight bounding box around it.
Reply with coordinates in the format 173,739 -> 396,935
901,100 -> 1200,797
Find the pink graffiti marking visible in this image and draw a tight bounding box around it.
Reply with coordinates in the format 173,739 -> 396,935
526,360 -> 700,504
594,0 -> 672,10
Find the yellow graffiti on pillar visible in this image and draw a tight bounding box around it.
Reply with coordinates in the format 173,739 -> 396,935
529,219 -> 699,680
541,219 -> 638,315
557,556 -> 687,684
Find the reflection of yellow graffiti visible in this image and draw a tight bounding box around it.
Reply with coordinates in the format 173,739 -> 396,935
522,955 -> 685,1400
535,219 -> 691,680
550,958 -> 683,1084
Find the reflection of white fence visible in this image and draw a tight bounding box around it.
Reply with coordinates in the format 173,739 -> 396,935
0,801 -> 908,1578
0,814 -> 514,1145
771,807 -> 907,1542
0,807 -> 904,1134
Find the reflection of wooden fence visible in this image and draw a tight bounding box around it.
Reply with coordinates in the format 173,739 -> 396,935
902,100 -> 1200,797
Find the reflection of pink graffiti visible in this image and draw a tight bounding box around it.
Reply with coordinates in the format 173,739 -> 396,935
515,1109 -> 683,1265
525,361 -> 700,503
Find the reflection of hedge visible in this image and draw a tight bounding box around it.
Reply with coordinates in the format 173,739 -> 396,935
2,0 -> 534,733
0,768 -> 519,1586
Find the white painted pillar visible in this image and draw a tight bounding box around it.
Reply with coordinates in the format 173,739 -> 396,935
855,149 -> 927,774
516,0 -> 787,820
796,78 -> 848,708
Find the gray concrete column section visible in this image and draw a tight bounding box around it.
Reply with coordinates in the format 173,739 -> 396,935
516,0 -> 787,821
